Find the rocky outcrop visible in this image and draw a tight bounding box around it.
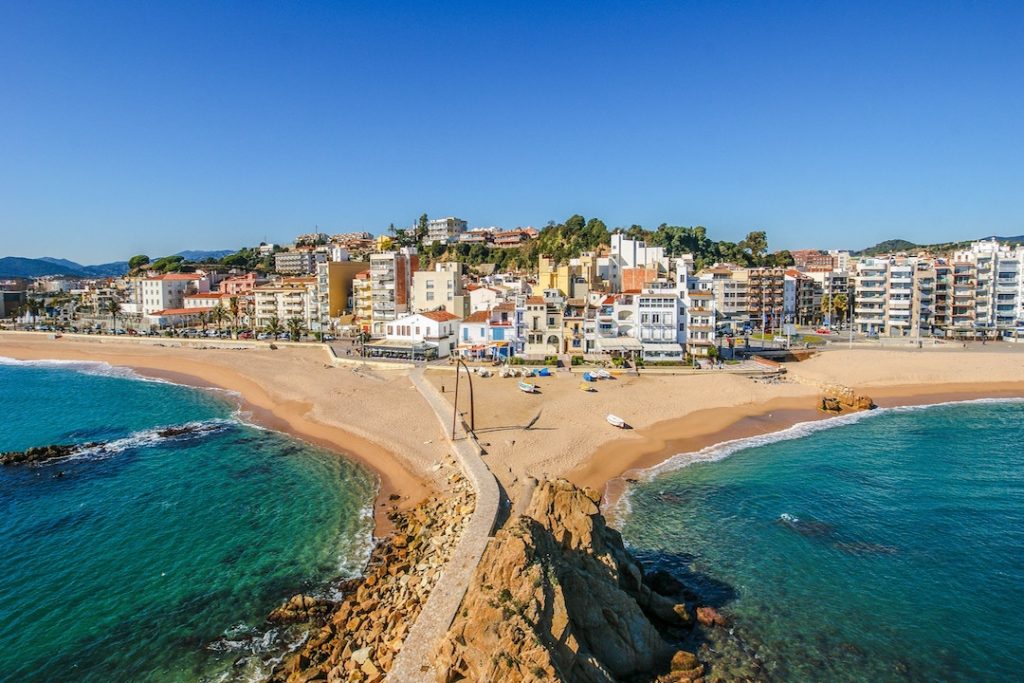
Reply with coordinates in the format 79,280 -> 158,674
819,384 -> 876,413
433,479 -> 706,683
267,473 -> 475,683
1,443 -> 95,465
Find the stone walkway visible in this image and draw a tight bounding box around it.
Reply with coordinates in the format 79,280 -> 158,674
388,369 -> 501,682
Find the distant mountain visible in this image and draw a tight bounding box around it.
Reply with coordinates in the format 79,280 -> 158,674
979,235 -> 1024,245
175,249 -> 234,261
0,256 -> 128,279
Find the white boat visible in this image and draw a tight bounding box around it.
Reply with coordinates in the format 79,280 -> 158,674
518,381 -> 539,393
606,414 -> 628,428
596,369 -> 612,379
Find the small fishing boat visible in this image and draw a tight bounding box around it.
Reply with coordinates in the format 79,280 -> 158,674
596,369 -> 612,380
606,414 -> 628,428
579,382 -> 595,392
518,381 -> 539,393
534,367 -> 552,377
582,371 -> 595,382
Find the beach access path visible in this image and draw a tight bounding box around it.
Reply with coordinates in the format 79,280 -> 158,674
388,368 -> 501,682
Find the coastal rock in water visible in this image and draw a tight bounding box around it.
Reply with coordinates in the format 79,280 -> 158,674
267,594 -> 332,624
1,442 -> 95,466
820,384 -> 876,413
696,606 -> 728,628
433,479 -> 699,682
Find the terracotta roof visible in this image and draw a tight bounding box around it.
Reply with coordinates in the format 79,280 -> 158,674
526,296 -> 545,305
602,296 -> 615,304
494,302 -> 515,312
147,273 -> 197,281
463,310 -> 491,323
420,310 -> 460,322
185,292 -> 224,299
149,307 -> 213,315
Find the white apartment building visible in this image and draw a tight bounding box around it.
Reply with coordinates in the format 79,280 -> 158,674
606,233 -> 669,292
140,274 -> 209,315
275,250 -> 326,274
380,310 -> 461,358
253,278 -> 316,329
424,217 -> 468,245
369,248 -> 418,337
951,239 -> 1023,333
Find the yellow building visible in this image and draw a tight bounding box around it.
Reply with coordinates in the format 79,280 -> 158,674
315,260 -> 370,318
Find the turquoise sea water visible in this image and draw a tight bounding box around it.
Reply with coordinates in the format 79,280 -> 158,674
0,359 -> 376,682
619,400 -> 1024,682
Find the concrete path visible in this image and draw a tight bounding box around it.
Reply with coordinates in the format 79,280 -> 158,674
388,369 -> 501,682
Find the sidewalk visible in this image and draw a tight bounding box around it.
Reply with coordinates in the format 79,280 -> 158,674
387,369 -> 501,682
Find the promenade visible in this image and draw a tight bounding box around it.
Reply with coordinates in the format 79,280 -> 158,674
387,369 -> 501,682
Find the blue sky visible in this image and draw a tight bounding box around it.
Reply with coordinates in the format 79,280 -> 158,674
2,1 -> 1021,263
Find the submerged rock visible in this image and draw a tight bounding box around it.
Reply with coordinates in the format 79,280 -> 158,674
1,442 -> 97,465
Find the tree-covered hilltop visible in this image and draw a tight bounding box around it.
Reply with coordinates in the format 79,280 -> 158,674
417,214 -> 793,272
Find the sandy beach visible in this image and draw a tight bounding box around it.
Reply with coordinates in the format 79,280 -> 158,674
5,333 -> 1024,526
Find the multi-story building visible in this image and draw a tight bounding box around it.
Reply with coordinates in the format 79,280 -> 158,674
311,260 -> 370,331
352,270 -> 373,333
369,248 -> 419,337
607,233 -> 668,292
411,262 -> 468,318
220,273 -> 264,296
275,250 -> 327,274
746,267 -> 786,332
253,277 -> 316,329
140,274 -> 209,315
380,310 -> 461,358
951,239 -> 1023,334
522,293 -> 564,357
424,217 -> 468,245
699,265 -> 749,333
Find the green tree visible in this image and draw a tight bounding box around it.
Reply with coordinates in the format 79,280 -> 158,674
104,298 -> 122,330
265,316 -> 283,336
128,254 -> 150,271
228,296 -> 241,337
416,213 -> 429,242
740,231 -> 769,265
211,304 -> 226,330
286,317 -> 305,342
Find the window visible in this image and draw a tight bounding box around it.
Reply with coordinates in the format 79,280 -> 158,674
426,292 -> 434,301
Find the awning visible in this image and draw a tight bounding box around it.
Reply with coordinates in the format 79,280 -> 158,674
642,342 -> 683,354
597,337 -> 643,352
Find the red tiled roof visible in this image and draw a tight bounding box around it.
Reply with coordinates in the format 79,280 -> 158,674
526,296 -> 545,305
185,292 -> 224,299
494,302 -> 515,312
601,296 -> 616,304
463,310 -> 491,323
420,310 -> 460,322
147,273 -> 197,281
149,307 -> 213,316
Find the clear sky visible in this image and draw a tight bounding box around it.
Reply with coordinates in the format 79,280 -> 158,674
2,0 -> 1021,263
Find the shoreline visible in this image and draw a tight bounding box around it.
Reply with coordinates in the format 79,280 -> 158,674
574,380 -> 1024,521
0,338 -> 435,533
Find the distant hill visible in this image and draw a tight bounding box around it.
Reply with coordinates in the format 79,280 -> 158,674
853,234 -> 1024,257
0,256 -> 128,279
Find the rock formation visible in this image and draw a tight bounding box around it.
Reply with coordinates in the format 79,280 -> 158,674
433,479 -> 706,683
266,472 -> 475,683
819,384 -> 876,413
1,443 -> 96,465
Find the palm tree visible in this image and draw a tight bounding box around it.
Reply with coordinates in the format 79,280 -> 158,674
286,317 -> 305,342
832,293 -> 848,324
211,304 -> 226,330
198,311 -> 210,331
228,296 -> 241,338
265,316 -> 284,337
26,298 -> 43,324
105,299 -> 122,331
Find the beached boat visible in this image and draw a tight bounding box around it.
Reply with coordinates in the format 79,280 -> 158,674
579,382 -> 595,392
518,381 -> 539,393
534,367 -> 552,377
596,369 -> 612,379
606,414 -> 628,428
582,371 -> 595,382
